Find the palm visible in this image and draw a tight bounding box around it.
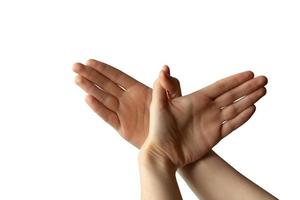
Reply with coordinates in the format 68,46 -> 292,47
168,93 -> 222,165
117,82 -> 151,147
72,59 -> 153,148
179,93 -> 221,148
149,89 -> 222,166
147,71 -> 267,166
73,60 -> 267,153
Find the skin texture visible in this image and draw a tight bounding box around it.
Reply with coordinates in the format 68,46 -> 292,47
73,60 -> 151,147
138,69 -> 276,200
142,69 -> 258,168
72,59 -> 277,199
72,60 -> 266,149
180,151 -> 278,200
138,146 -> 183,200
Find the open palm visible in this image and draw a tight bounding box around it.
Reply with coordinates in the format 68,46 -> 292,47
146,69 -> 267,167
73,59 -> 152,147
73,59 -> 267,150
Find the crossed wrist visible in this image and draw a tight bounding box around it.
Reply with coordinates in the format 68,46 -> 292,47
139,143 -> 177,175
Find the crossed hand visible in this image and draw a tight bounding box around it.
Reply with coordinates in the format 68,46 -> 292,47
73,59 -> 267,169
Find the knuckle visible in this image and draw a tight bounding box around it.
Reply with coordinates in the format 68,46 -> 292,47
228,105 -> 238,117
103,96 -> 119,109
227,91 -> 237,102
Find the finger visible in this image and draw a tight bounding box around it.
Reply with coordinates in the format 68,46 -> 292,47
201,71 -> 255,99
221,105 -> 256,137
162,64 -> 170,75
221,87 -> 266,121
75,75 -> 119,112
160,65 -> 182,99
85,95 -> 120,130
152,72 -> 168,107
86,59 -> 137,89
215,76 -> 268,108
73,63 -> 124,97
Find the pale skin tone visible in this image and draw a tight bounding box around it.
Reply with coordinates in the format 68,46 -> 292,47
139,70 -> 248,199
72,59 -> 277,199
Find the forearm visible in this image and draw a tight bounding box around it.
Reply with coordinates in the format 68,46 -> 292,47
138,149 -> 182,200
179,151 -> 277,200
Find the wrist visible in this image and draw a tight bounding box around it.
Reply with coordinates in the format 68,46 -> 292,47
138,143 -> 177,175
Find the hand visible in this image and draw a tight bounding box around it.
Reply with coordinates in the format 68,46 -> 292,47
142,67 -> 267,168
73,60 -> 267,152
72,60 -> 180,147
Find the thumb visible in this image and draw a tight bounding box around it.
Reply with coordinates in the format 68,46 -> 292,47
152,70 -> 168,107
160,65 -> 182,99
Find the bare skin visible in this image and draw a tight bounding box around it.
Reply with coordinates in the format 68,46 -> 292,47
138,70 -> 277,199
139,145 -> 183,200
140,68 -> 259,167
72,60 -> 265,149
72,59 -> 277,199
139,69 -> 245,199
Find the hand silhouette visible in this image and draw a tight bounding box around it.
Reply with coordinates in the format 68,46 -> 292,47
142,67 -> 267,167
73,60 -> 267,153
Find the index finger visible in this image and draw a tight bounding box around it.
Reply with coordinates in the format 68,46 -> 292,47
201,71 -> 254,99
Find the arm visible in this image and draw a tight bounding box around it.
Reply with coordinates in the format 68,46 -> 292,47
138,148 -> 182,200
73,59 -> 277,199
180,151 -> 278,200
140,69 -> 275,200
158,66 -> 277,199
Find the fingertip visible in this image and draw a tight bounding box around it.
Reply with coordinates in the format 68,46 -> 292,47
86,59 -> 97,66
159,70 -> 169,86
261,75 -> 268,85
261,87 -> 267,96
162,65 -> 170,76
74,75 -> 84,85
85,94 -> 96,102
251,104 -> 256,113
244,70 -> 255,79
159,70 -> 171,89
244,105 -> 256,119
72,62 -> 84,72
248,70 -> 255,77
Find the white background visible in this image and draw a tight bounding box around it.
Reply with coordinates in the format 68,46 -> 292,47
0,0 -> 299,199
